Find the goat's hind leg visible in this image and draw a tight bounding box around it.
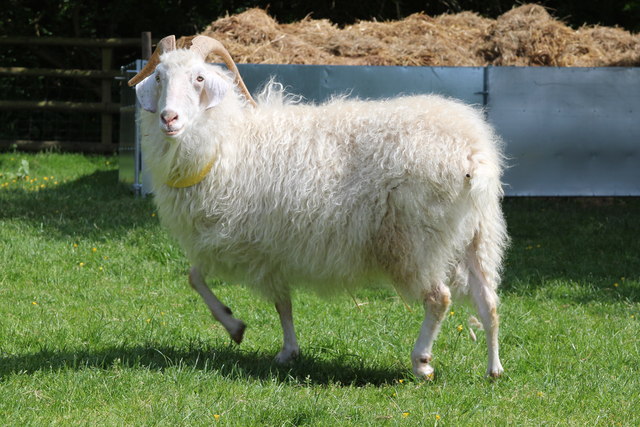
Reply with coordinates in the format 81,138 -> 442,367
466,249 -> 504,378
411,282 -> 451,379
188,267 -> 246,344
274,297 -> 300,364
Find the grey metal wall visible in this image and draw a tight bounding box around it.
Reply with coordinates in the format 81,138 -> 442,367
119,63 -> 640,196
237,64 -> 484,105
119,60 -> 151,194
486,67 -> 640,196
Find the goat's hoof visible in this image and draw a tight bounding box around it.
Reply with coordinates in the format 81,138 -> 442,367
412,363 -> 435,381
486,363 -> 504,379
487,369 -> 504,379
229,321 -> 246,345
274,347 -> 300,364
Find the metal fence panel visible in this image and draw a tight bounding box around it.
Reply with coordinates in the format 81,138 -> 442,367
119,60 -> 151,194
487,67 -> 640,196
237,64 -> 484,104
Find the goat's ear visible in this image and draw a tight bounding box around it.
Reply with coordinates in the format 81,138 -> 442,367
202,68 -> 230,109
135,74 -> 159,113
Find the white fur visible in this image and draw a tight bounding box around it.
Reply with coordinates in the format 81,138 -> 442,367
136,48 -> 509,378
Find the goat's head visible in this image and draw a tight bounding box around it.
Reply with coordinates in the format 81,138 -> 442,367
128,35 -> 256,138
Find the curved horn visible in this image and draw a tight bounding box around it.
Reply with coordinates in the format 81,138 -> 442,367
127,35 -> 176,87
189,35 -> 257,107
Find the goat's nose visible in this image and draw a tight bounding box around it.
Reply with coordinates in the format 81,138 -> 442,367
161,110 -> 179,126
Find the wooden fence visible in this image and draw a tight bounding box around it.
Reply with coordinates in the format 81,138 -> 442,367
0,34 -> 152,153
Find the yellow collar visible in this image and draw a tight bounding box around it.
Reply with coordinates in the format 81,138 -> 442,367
166,156 -> 216,188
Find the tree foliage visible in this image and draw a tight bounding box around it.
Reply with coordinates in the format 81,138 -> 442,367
2,0 -> 639,39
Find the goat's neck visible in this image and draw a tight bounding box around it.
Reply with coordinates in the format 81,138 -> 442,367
141,100 -> 247,191
141,123 -> 219,191
166,124 -> 220,186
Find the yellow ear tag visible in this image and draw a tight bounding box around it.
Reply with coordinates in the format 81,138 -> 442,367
166,156 -> 216,188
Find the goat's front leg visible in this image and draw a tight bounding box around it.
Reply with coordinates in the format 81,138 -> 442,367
188,267 -> 246,344
274,297 -> 300,364
412,282 -> 451,379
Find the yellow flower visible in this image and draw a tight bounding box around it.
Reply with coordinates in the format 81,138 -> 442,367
213,414 -> 220,421
146,318 -> 151,323
32,301 -> 38,305
151,212 -> 157,217
402,412 -> 409,418
398,379 -> 404,383
92,247 -> 97,253
436,414 -> 441,420
73,243 -> 78,248
79,262 -> 85,267
613,283 -> 619,288
449,311 -> 455,316
457,325 -> 464,332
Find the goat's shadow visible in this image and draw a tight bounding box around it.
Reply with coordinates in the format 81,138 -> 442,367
0,343 -> 407,386
0,169 -> 155,241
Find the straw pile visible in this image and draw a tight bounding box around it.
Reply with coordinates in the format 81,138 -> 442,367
179,4 -> 639,66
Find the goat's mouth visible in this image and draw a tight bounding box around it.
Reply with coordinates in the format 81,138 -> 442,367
162,127 -> 183,137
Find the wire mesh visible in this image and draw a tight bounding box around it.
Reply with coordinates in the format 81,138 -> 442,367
0,74 -> 118,143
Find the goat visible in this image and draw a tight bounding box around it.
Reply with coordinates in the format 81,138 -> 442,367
128,35 -> 508,378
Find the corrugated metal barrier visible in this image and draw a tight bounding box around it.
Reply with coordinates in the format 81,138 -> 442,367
120,63 -> 640,196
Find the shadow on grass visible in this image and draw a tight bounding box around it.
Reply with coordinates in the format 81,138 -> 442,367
0,170 -> 155,240
0,343 -> 406,386
501,197 -> 640,303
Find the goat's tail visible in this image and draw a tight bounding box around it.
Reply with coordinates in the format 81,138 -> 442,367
467,150 -> 509,290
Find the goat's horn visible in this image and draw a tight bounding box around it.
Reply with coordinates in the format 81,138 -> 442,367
189,35 -> 257,107
127,35 -> 176,87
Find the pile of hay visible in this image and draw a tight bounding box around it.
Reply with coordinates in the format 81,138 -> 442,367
180,4 -> 639,66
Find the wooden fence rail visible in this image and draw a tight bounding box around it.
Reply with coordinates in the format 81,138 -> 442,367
0,34 -> 152,153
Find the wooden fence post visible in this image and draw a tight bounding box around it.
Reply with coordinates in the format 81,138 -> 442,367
101,46 -> 113,146
141,32 -> 152,60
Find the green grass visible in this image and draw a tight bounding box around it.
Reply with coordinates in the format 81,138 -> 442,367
1,152 -> 639,425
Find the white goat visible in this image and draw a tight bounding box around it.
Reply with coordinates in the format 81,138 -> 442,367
128,35 -> 508,378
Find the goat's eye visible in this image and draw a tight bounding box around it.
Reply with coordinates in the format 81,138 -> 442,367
196,76 -> 204,82
155,75 -> 160,83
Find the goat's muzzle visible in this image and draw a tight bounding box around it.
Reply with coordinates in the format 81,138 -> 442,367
160,109 -> 182,136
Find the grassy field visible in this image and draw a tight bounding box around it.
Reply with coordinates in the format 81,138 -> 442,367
1,152 -> 638,425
